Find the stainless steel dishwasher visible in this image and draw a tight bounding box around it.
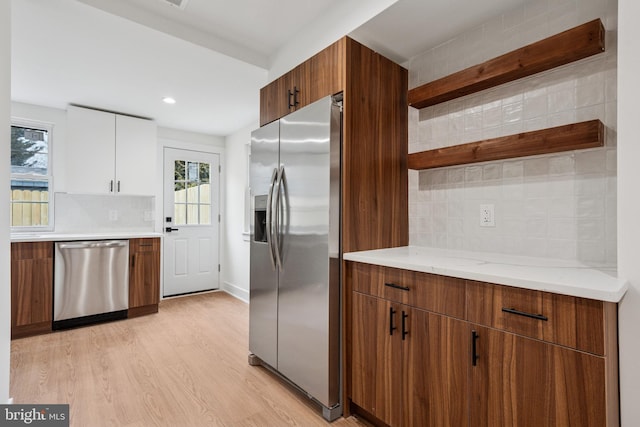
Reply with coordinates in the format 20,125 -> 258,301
54,240 -> 129,329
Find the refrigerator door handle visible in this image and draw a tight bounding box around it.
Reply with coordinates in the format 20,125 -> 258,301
274,165 -> 286,270
265,167 -> 278,270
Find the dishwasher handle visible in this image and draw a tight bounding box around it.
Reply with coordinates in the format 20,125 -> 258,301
57,241 -> 128,250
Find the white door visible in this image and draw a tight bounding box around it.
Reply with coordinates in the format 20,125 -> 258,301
163,148 -> 220,297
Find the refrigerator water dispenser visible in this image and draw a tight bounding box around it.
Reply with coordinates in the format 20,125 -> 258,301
254,195 -> 268,243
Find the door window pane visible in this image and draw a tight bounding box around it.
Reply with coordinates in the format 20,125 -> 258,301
173,159 -> 213,226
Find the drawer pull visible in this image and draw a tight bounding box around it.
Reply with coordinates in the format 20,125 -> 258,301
385,282 -> 410,292
502,307 -> 548,321
471,330 -> 479,366
389,307 -> 397,336
401,311 -> 409,340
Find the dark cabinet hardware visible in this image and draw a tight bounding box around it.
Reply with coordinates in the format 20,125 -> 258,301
110,180 -> 114,192
471,330 -> 479,366
385,282 -> 410,291
401,311 -> 409,340
389,307 -> 397,336
501,307 -> 548,321
117,180 -> 121,192
165,227 -> 179,232
288,86 -> 300,109
131,254 -> 136,268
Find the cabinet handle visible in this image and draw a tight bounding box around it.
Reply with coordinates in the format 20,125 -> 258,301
131,254 -> 136,268
110,180 -> 114,192
501,307 -> 548,321
471,330 -> 479,366
389,307 -> 397,336
117,180 -> 121,193
401,311 -> 409,340
384,282 -> 410,292
288,86 -> 300,109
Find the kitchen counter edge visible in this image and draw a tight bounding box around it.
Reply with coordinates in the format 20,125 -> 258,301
343,246 -> 628,303
10,232 -> 163,243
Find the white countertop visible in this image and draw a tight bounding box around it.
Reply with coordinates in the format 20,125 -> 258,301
344,246 -> 628,303
10,231 -> 163,243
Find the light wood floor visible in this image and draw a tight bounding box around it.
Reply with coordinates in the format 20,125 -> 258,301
10,292 -> 369,427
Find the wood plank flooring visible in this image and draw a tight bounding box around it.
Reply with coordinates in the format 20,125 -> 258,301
10,292 -> 368,427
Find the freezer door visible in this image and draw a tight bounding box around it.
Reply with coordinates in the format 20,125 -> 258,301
249,120 -> 279,369
276,95 -> 341,408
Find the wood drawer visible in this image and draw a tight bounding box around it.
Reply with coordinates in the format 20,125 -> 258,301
466,280 -> 611,355
348,262 -> 465,319
130,238 -> 160,252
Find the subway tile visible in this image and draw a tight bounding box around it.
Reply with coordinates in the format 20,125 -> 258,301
549,218 -> 578,240
548,89 -> 576,113
575,149 -> 606,174
577,240 -> 606,263
578,218 -> 605,241
502,181 -> 525,200
465,165 -> 483,182
548,197 -> 575,218
547,177 -> 574,197
547,240 -> 578,260
523,94 -> 548,119
525,198 -> 548,218
549,155 -> 575,175
524,179 -> 550,198
576,196 -> 606,218
576,83 -> 605,108
503,160 -> 524,179
527,218 -> 548,238
483,164 -> 503,181
447,167 -> 465,184
524,157 -> 550,177
575,174 -> 606,196
502,200 -> 526,218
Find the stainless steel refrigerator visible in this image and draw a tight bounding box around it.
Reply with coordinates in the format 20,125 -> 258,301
249,95 -> 342,421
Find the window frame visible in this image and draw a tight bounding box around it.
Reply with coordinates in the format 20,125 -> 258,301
10,117 -> 54,232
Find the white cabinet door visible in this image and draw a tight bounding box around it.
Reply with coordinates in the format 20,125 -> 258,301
65,106 -> 157,195
115,115 -> 157,195
65,106 -> 116,194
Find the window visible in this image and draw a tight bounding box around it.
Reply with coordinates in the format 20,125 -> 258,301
173,160 -> 211,225
10,120 -> 53,230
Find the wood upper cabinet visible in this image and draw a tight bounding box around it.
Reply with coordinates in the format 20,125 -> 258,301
128,238 -> 160,317
259,37 -> 408,254
259,39 -> 344,126
470,325 -> 608,427
11,242 -> 53,339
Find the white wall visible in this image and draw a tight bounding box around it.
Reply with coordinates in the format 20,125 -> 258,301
616,0 -> 640,424
1,0 -> 10,404
268,0 -> 397,79
407,0 -> 617,264
221,122 -> 256,302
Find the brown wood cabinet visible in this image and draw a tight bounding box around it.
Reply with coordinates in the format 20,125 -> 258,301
259,37 -> 408,254
347,261 -> 619,427
349,262 -> 469,426
128,237 -> 160,318
11,241 -> 53,339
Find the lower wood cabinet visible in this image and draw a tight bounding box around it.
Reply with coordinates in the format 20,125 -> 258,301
11,242 -> 53,339
347,261 -> 619,427
128,237 -> 160,318
470,325 -> 608,427
351,292 -> 468,426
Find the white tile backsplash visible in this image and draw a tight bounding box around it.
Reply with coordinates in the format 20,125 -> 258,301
408,0 -> 617,265
55,193 -> 155,233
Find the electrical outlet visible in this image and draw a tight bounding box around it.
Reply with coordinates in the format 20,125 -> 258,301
480,204 -> 495,227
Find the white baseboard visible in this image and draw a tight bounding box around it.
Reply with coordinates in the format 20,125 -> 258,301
222,281 -> 249,303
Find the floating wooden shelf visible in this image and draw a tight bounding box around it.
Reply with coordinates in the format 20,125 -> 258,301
408,19 -> 605,109
408,120 -> 604,170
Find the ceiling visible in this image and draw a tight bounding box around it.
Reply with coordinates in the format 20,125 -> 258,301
10,0 -> 526,137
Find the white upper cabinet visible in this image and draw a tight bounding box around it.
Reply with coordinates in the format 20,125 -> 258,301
65,105 -> 157,195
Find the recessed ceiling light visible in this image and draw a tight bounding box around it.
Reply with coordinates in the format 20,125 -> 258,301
162,97 -> 176,105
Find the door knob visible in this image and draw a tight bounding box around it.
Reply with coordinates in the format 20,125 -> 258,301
165,227 -> 179,232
